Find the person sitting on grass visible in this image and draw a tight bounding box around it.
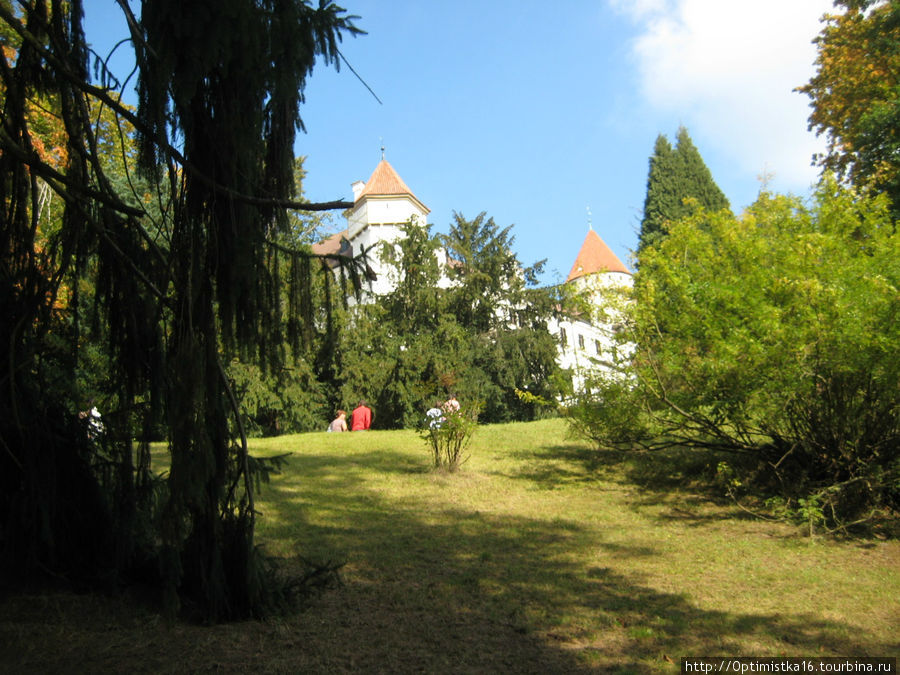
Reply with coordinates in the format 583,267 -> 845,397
350,400 -> 372,431
328,410 -> 347,432
442,395 -> 460,415
79,399 -> 105,441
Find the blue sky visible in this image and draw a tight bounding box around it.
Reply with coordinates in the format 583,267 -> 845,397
84,0 -> 833,285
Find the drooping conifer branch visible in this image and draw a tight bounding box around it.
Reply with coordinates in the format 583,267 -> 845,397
1,4 -> 357,214
1,0 -> 365,621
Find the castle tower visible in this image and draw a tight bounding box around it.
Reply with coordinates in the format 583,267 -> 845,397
566,228 -> 630,283
346,159 -> 430,240
346,159 -> 429,297
312,159 -> 431,300
553,228 -> 633,386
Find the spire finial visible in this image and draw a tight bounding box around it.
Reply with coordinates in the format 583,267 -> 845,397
380,137 -> 385,160
586,206 -> 593,231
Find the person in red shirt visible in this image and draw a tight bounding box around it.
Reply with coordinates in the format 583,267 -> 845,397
350,400 -> 372,431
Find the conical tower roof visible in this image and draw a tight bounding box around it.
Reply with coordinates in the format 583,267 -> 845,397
566,229 -> 630,282
356,159 -> 429,213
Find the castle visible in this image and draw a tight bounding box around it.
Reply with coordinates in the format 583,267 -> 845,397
312,158 -> 632,388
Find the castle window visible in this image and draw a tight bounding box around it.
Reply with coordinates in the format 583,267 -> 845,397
577,334 -> 585,350
595,339 -> 602,355
560,328 -> 567,346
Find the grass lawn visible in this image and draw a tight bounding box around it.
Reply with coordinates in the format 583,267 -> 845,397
2,418 -> 897,673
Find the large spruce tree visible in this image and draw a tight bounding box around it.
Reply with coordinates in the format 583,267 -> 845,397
639,134 -> 680,252
638,126 -> 730,253
0,0 -> 361,620
441,212 -> 561,423
334,214 -> 562,427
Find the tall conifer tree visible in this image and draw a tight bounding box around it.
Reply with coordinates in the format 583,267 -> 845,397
675,126 -> 730,215
638,127 -> 730,253
639,134 -> 680,252
0,0 -> 361,620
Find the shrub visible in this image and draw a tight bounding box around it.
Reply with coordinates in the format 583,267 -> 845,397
576,180 -> 900,529
561,375 -> 653,450
421,403 -> 479,472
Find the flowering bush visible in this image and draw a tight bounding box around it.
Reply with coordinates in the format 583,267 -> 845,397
421,403 -> 479,472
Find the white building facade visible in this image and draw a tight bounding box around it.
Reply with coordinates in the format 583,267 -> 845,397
549,229 -> 633,389
314,159 -> 632,389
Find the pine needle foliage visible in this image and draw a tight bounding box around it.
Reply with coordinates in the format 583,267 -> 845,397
0,0 -> 363,621
638,126 -> 730,254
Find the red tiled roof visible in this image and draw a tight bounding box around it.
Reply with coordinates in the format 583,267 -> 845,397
310,230 -> 345,256
356,159 -> 429,213
566,229 -> 630,282
358,159 -> 414,198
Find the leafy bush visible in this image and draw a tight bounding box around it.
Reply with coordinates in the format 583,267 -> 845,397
421,403 -> 480,472
561,375 -> 653,450
579,180 -> 900,529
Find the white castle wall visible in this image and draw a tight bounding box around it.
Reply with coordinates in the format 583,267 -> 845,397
339,165 -> 631,391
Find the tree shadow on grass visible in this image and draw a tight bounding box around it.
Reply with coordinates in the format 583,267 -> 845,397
248,450 -> 891,673
509,441 -> 722,490
504,440 -> 764,528
497,443 -> 623,488
264,445 -> 431,475
2,445 -> 894,673
504,434 -> 900,542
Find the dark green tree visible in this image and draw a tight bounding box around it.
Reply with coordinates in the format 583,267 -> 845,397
0,0 -> 362,620
381,218 -> 444,335
225,156 -> 345,437
336,220 -> 461,428
138,0 -> 363,620
442,212 -> 562,423
675,126 -> 730,213
638,134 -> 680,252
638,126 -> 730,253
443,212 -> 524,331
333,214 -> 563,428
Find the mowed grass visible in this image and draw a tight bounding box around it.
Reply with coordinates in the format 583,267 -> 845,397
247,419 -> 899,671
2,418 -> 897,673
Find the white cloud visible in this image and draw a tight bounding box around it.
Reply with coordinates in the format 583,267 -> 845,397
612,0 -> 833,190
608,0 -> 669,21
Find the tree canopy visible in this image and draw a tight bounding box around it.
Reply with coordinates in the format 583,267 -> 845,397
638,126 -> 730,253
799,0 -> 900,214
576,181 -> 899,530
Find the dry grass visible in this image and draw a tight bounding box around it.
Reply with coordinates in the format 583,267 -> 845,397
1,418 -> 897,673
